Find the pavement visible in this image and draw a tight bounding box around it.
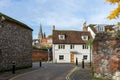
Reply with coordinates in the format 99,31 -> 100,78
69,64 -> 92,80
0,62 -> 92,80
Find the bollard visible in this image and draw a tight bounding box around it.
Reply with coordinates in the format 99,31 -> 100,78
39,60 -> 42,67
76,58 -> 78,66
82,59 -> 84,69
12,61 -> 15,74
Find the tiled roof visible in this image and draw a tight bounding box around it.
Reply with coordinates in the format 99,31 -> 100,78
0,12 -> 33,31
53,30 -> 92,44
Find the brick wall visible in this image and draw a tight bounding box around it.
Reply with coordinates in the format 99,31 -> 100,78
0,20 -> 32,71
32,49 -> 52,61
93,32 -> 120,80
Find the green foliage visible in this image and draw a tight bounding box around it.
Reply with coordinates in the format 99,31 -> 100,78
40,45 -> 52,50
91,66 -> 94,78
47,35 -> 52,38
116,30 -> 120,35
32,45 -> 39,49
112,30 -> 120,39
86,39 -> 93,46
94,78 -> 103,80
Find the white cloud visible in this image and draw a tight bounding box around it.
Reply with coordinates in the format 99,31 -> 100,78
87,4 -> 120,25
41,16 -> 85,29
0,0 -> 120,39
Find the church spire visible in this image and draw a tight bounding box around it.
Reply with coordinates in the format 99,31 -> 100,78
38,23 -> 43,39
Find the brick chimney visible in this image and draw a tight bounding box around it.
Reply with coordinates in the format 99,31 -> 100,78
83,21 -> 87,31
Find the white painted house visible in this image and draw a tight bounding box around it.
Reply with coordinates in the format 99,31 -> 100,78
52,30 -> 92,63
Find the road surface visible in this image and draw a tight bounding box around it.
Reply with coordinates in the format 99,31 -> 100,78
9,63 -> 75,80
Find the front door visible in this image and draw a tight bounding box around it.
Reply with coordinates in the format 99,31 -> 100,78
71,54 -> 74,63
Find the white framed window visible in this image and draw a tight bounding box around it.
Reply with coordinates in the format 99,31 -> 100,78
81,36 -> 88,40
59,35 -> 65,40
58,44 -> 65,49
70,45 -> 74,49
83,55 -> 87,60
59,55 -> 64,60
82,44 -> 88,49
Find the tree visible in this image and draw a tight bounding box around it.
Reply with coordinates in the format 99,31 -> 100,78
106,0 -> 120,19
47,35 -> 52,38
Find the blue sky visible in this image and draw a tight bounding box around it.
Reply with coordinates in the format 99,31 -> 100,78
0,0 -> 120,39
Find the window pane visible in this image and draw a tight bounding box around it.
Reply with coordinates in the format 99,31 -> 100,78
62,45 -> 65,49
58,45 -> 60,49
70,45 -> 74,49
59,35 -> 65,40
59,55 -> 64,60
83,45 -> 84,49
70,45 -> 72,49
83,55 -> 87,60
83,44 -> 88,49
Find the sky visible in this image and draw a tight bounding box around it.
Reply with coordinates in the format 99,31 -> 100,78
0,0 -> 120,39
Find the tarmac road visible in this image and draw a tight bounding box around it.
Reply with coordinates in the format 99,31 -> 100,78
9,63 -> 75,80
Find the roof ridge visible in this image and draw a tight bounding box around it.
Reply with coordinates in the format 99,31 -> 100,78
0,12 -> 33,31
54,30 -> 90,32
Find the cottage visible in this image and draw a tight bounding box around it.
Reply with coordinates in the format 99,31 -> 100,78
52,28 -> 92,63
0,13 -> 33,71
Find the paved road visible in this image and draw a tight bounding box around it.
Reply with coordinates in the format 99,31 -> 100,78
70,66 -> 92,80
9,63 -> 75,80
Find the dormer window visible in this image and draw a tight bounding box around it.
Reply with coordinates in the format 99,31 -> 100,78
81,35 -> 88,41
59,35 -> 65,40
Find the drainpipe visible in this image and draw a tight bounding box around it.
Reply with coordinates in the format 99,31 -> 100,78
90,45 -> 92,67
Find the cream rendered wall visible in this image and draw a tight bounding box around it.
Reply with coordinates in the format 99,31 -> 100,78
53,44 -> 90,63
87,27 -> 96,39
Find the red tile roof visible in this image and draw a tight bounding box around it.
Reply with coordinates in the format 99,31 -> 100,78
53,30 -> 92,44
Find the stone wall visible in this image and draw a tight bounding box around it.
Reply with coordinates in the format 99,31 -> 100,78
93,32 -> 120,80
0,20 -> 32,71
